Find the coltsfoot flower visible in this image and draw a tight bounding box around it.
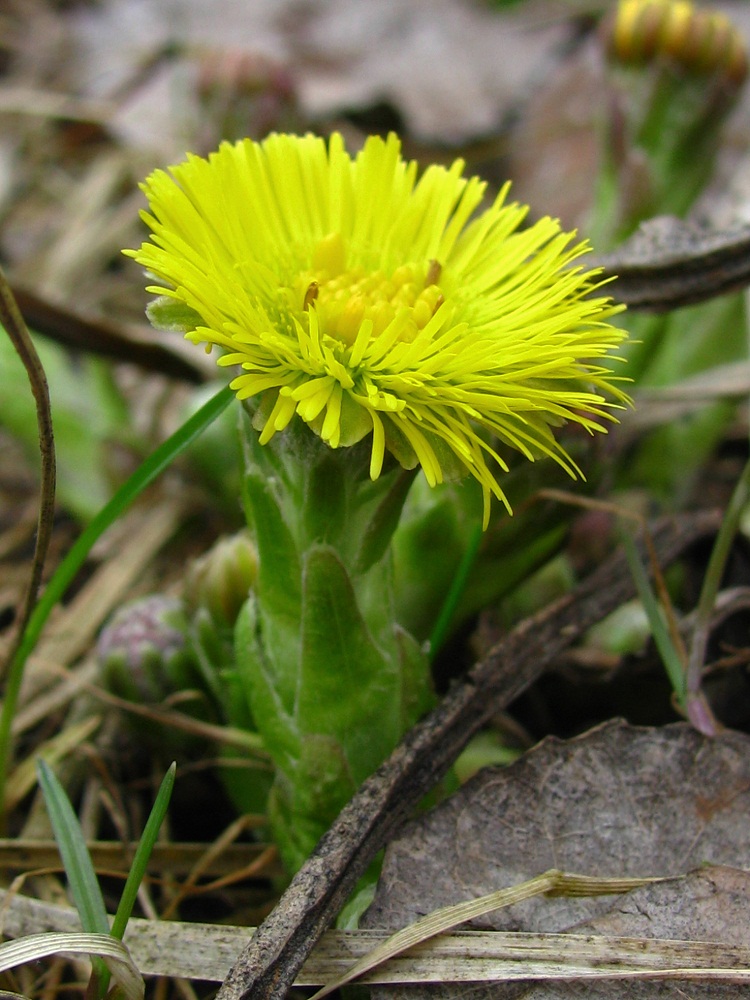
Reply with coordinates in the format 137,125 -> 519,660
127,132 -> 627,525
608,0 -> 748,84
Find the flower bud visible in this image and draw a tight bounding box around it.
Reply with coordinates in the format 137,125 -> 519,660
97,595 -> 197,703
184,531 -> 258,629
607,0 -> 748,86
590,0 -> 748,249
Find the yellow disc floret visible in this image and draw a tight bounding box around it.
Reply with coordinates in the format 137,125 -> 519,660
295,240 -> 444,347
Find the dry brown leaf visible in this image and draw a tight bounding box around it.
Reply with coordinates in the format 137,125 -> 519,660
362,720 -> 750,999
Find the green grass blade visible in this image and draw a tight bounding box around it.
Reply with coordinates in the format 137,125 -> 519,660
110,762 -> 176,940
622,534 -> 687,706
13,385 -> 234,670
36,759 -> 109,935
687,455 -> 750,694
0,386 -> 234,817
428,523 -> 482,658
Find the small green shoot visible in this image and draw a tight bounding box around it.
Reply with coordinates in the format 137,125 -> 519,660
36,760 -> 109,936
624,458 -> 750,734
37,759 -> 110,994
688,459 -> 750,661
685,455 -> 750,733
622,533 -> 687,709
428,522 -> 482,658
37,759 -> 176,998
110,762 -> 175,940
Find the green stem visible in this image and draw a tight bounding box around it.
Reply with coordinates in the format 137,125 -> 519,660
622,534 -> 687,707
428,523 -> 482,658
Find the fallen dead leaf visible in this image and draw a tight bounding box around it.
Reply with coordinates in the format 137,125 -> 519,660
363,719 -> 750,999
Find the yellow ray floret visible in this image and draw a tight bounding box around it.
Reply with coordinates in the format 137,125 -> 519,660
126,131 -> 628,527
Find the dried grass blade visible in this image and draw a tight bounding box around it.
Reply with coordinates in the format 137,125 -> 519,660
0,932 -> 142,1000
2,883 -> 750,986
310,869 -> 662,999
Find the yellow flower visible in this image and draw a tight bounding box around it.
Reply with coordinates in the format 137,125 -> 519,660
608,0 -> 747,84
127,132 -> 627,526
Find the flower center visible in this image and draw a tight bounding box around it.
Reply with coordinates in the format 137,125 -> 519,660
295,232 -> 444,347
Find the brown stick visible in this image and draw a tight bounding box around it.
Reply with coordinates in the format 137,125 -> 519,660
589,217 -> 750,311
217,509 -> 720,1000
0,270 -> 56,676
11,285 -> 206,383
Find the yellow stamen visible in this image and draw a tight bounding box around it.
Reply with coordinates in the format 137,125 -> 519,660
298,245 -> 447,352
312,232 -> 346,275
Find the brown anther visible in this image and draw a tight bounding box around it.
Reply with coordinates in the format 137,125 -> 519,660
303,281 -> 319,310
425,259 -> 442,287
432,293 -> 445,315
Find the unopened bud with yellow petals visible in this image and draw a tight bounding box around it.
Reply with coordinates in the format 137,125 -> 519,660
591,0 -> 748,248
607,0 -> 747,86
